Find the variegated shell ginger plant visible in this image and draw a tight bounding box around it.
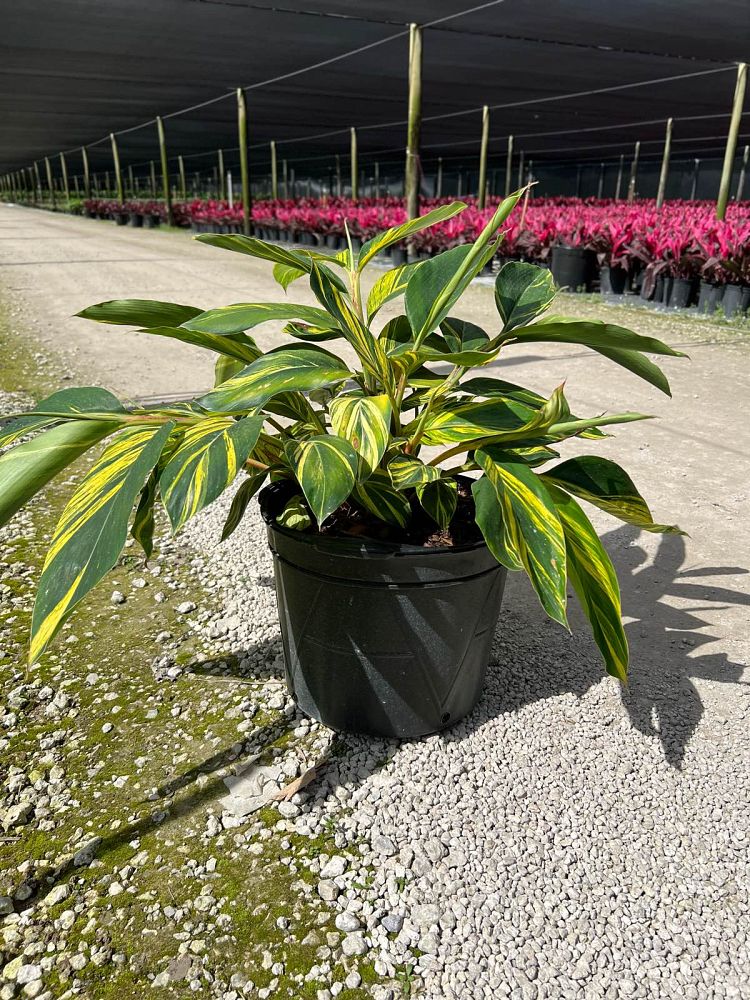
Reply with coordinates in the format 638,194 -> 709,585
0,190 -> 685,679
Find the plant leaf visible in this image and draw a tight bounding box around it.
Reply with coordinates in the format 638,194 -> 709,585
417,478 -> 457,529
30,423 -> 174,662
495,261 -> 556,332
542,455 -> 684,533
221,468 -> 270,541
329,394 -> 391,479
76,299 -> 202,328
352,469 -> 411,528
358,201 -> 467,268
214,355 -> 245,387
0,387 -> 125,450
507,315 -> 686,361
134,326 -> 262,363
131,469 -> 158,558
476,447 -> 568,627
439,316 -> 490,352
471,475 -> 522,570
366,262 -> 420,319
273,262 -> 306,291
284,434 -> 357,525
387,453 -> 442,489
181,302 -> 334,336
546,484 -> 629,683
594,345 -> 674,396
197,345 -> 351,414
418,398 -> 536,446
160,415 -> 264,532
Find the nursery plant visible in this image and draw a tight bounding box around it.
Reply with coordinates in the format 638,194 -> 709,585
0,190 -> 684,736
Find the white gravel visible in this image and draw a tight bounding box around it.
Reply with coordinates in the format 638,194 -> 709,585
181,487 -> 750,1000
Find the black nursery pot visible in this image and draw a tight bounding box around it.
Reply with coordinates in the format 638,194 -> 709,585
550,246 -> 596,292
259,486 -> 507,739
723,284 -> 750,319
600,265 -> 628,295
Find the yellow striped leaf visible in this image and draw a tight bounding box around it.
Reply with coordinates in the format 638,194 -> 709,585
0,387 -> 125,451
546,484 -> 629,682
182,302 -> 334,336
476,446 -> 568,627
76,299 -> 202,328
353,469 -> 411,528
285,434 -> 358,525
471,476 -> 523,571
387,453 -> 442,490
29,422 -> 175,662
366,262 -> 420,319
329,393 -> 391,479
197,345 -> 351,413
417,479 -> 457,529
221,468 -> 269,541
417,398 -> 536,446
543,455 -> 683,534
358,201 -> 467,268
138,326 -> 261,364
160,415 -> 264,532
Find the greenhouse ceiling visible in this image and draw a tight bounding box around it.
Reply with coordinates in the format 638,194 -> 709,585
1,0 -> 748,177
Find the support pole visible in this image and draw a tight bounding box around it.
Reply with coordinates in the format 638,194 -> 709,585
690,158 -> 701,200
597,162 -> 605,199
404,22 -> 423,220
736,144 -> 749,202
504,135 -> 513,196
178,155 -> 187,202
150,160 -> 157,198
436,156 -> 443,198
375,160 -> 381,198
127,165 -> 134,199
156,116 -> 173,225
81,147 -> 90,200
110,133 -> 124,204
627,141 -> 640,203
477,104 -> 490,209
270,141 -> 278,199
59,153 -> 70,207
282,158 -> 288,200
716,62 -> 747,220
33,162 -> 42,204
44,157 -> 56,210
236,87 -> 251,235
517,150 -> 524,190
335,155 -> 341,197
656,117 -> 673,209
614,153 -> 624,200
218,149 -> 225,200
350,127 -> 359,200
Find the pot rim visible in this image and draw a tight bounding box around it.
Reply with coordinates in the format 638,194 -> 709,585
267,517 -> 490,558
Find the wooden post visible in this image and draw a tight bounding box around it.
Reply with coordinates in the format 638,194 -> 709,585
350,127 -> 359,200
149,161 -> 157,198
716,62 -> 747,220
404,22 -> 423,219
436,156 -> 443,198
156,116 -> 173,225
457,171 -> 463,198
236,87 -> 251,234
690,158 -> 701,200
575,164 -> 581,197
477,105 -> 490,209
127,165 -> 134,199
335,155 -> 342,197
656,117 -> 673,209
59,153 -> 70,207
218,149 -> 225,200
110,133 -> 124,203
44,157 -> 56,210
105,171 -> 111,195
282,158 -> 288,200
504,135 -> 514,196
736,144 -> 749,201
627,141 -> 640,202
73,175 -> 80,198
270,141 -> 278,199
614,153 -> 624,200
33,162 -> 42,203
517,150 -> 524,190
597,162 -> 605,199
177,156 -> 186,202
375,160 -> 381,198
78,147 -> 89,201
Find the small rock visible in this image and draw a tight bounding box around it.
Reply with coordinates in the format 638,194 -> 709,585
110,591 -> 126,605
417,932 -> 439,954
319,856 -> 348,879
43,885 -> 68,907
108,882 -> 124,896
151,971 -> 170,988
335,912 -> 361,933
132,577 -> 147,589
317,880 -> 340,902
411,903 -> 441,929
345,972 -> 362,989
381,913 -> 404,934
175,601 -> 196,615
58,910 -> 75,930
340,933 -> 368,957
3,802 -> 33,829
370,834 -> 397,857
15,967 -> 41,987
0,898 -> 13,916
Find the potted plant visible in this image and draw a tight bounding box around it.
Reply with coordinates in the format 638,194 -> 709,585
0,192 -> 684,738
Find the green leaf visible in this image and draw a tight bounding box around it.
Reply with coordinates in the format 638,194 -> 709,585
76,299 -> 203,328
439,316 -> 490,352
418,398 -> 536,446
160,415 -> 264,532
594,345 -> 674,396
546,484 -> 629,683
0,387 -> 125,450
387,453 -> 442,490
405,190 -> 523,346
221,468 -> 269,541
277,496 -> 312,531
283,321 -> 344,343
358,201 -> 467,268
476,447 -> 568,627
366,262 -> 420,319
30,423 -> 174,662
0,419 -> 118,529
471,475 -> 522,571
197,345 -> 351,413
352,469 -> 411,528
273,262 -> 306,291
194,234 -> 349,289
131,469 -> 158,558
214,355 -> 245,387
284,434 -> 357,525
329,393 -> 391,479
182,302 -> 334,336
133,326 -> 262,364
309,262 -> 392,386
542,455 -> 683,534
495,261 -> 556,332
417,479 -> 457,529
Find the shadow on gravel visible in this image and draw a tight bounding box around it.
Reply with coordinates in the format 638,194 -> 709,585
185,637 -> 286,682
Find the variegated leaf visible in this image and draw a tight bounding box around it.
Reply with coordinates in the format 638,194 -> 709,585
182,302 -> 334,336
285,434 -> 358,525
495,261 -> 555,332
417,399 -> 536,446
76,299 -> 202,328
273,261 -> 306,291
542,455 -> 683,534
387,453 -> 442,490
131,469 -> 158,558
29,423 -> 175,662
214,355 -> 245,387
197,345 -> 351,414
135,326 -> 261,363
353,469 -> 411,528
160,415 -> 264,531
0,387 -> 125,451
366,262 -> 420,319
546,484 -> 629,682
417,478 -> 457,529
277,496 -> 312,531
221,467 -> 270,541
476,446 -> 568,627
358,201 -> 467,268
329,394 -> 391,479
471,475 -> 523,571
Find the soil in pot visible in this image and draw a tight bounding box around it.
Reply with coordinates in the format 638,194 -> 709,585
259,480 -> 506,738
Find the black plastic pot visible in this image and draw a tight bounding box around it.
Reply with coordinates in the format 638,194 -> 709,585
390,247 -> 407,267
550,246 -> 595,292
259,486 -> 507,738
600,265 -> 628,295
697,281 -> 723,315
666,277 -> 694,309
723,284 -> 750,319
143,214 -> 160,229
114,212 -> 128,226
325,234 -> 340,249
129,213 -> 143,227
